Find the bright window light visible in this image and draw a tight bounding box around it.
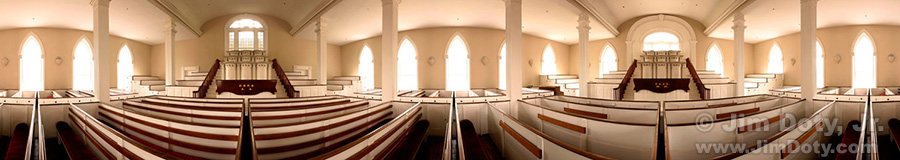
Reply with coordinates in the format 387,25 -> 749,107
499,43 -> 507,90
118,45 -> 134,91
853,33 -> 876,88
20,35 -> 43,91
446,35 -> 470,91
73,38 -> 94,90
541,44 -> 557,75
767,43 -> 784,73
600,44 -> 618,77
816,41 -> 824,88
643,32 -> 680,51
359,45 -> 374,90
706,44 -> 724,77
398,38 -> 418,90
229,19 -> 263,28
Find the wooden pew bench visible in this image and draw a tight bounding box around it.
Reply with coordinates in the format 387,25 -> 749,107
889,119 -> 900,151
67,105 -> 189,160
835,120 -> 862,160
458,120 -> 490,160
4,124 -> 29,160
384,120 -> 430,160
56,122 -> 99,160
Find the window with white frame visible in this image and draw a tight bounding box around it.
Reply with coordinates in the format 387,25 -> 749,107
541,44 -> 557,75
853,32 -> 876,88
117,45 -> 134,90
816,41 -> 824,88
359,45 -> 374,90
73,38 -> 94,90
499,42 -> 507,90
706,44 -> 724,77
767,43 -> 784,73
599,44 -> 617,78
20,35 -> 43,91
398,38 -> 418,90
643,32 -> 680,51
446,34 -> 470,91
227,16 -> 266,51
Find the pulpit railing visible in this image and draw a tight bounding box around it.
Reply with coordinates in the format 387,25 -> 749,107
272,59 -> 297,98
193,59 -> 221,98
685,58 -> 709,100
615,60 -> 638,100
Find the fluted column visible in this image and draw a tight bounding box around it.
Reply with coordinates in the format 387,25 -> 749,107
800,0 -> 818,106
733,13 -> 746,96
164,18 -> 176,86
504,0 -> 523,114
381,0 -> 400,102
92,0 -> 111,102
577,13 -> 590,97
316,18 -> 328,85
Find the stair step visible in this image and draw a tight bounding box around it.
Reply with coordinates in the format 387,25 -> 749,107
744,78 -> 769,83
594,78 -> 623,83
149,85 -> 166,91
328,79 -> 358,85
327,84 -> 346,91
132,76 -> 159,81
746,74 -> 777,78
187,71 -> 209,77
139,80 -> 164,85
333,76 -> 362,81
564,83 -> 579,89
698,74 -> 722,78
700,78 -> 730,84
744,82 -> 759,88
553,79 -> 578,84
184,76 -> 206,81
284,72 -> 308,76
608,70 -> 629,74
287,75 -> 311,80
176,80 -> 203,86
546,75 -> 578,79
290,80 -> 318,85
604,74 -> 626,79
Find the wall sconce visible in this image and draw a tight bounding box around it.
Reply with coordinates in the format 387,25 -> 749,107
427,56 -> 435,66
0,57 -> 7,66
55,56 -> 63,65
833,54 -> 842,63
528,59 -> 534,67
481,56 -> 488,65
889,54 -> 896,63
790,58 -> 796,66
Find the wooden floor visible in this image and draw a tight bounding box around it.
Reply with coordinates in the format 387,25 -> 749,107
415,136 -> 445,160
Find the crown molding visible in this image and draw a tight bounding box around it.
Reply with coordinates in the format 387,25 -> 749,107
290,0 -> 342,36
703,0 -> 754,35
568,0 -> 618,37
146,0 -> 202,37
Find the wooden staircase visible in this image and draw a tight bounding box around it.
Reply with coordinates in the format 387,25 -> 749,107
272,59 -> 298,98
193,59 -> 220,98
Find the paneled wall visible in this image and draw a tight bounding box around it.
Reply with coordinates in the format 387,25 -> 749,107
0,28 -> 151,89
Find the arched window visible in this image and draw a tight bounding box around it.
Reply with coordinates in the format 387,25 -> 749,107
359,44 -> 374,90
499,42 -> 507,90
397,38 -> 418,90
117,45 -> 134,90
853,32 -> 876,88
541,44 -> 557,75
767,43 -> 784,73
643,32 -> 680,51
227,14 -> 267,51
706,44 -> 724,77
73,38 -> 94,90
20,34 -> 43,91
816,41 -> 824,88
599,44 -> 617,78
446,34 -> 470,91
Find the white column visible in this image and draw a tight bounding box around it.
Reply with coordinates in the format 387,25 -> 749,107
164,18 -> 176,85
316,18 -> 328,84
800,0 -> 817,105
92,0 -> 111,102
733,13 -> 746,96
577,13 -> 590,97
505,0 -> 523,113
381,0 -> 400,102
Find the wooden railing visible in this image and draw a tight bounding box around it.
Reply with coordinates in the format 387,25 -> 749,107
685,58 -> 709,100
194,59 -> 221,98
272,59 -> 297,98
615,60 -> 638,100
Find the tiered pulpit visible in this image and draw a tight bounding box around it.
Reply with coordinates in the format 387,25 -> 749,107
217,50 -> 277,98
633,50 -> 691,100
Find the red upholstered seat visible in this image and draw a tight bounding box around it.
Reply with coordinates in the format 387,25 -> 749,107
56,122 -> 99,160
835,120 -> 861,160
460,120 -> 491,160
384,120 -> 430,160
890,119 -> 900,150
5,124 -> 29,160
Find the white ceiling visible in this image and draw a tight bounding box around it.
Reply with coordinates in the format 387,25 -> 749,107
0,0 -> 195,45
585,0 -> 738,29
165,0 -> 325,31
300,0 -> 616,45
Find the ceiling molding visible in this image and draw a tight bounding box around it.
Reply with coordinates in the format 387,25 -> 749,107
146,0 -> 202,37
703,0 -> 754,35
568,0 -> 619,37
290,0 -> 342,36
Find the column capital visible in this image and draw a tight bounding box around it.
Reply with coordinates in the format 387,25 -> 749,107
503,0 -> 522,5
381,0 -> 401,7
90,0 -> 110,7
732,12 -> 746,30
315,18 -> 328,34
164,19 -> 177,34
577,13 -> 591,32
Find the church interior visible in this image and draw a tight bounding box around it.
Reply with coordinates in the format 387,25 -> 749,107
1,0 -> 898,159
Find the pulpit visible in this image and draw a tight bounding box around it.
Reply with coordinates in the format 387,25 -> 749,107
633,51 -> 691,100
218,50 -> 277,98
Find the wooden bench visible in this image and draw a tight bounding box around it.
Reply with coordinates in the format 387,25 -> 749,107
458,120 -> 490,160
67,105 -> 188,160
384,120 -> 430,160
56,122 -> 99,160
889,119 -> 900,151
834,120 -> 862,160
4,124 -> 29,160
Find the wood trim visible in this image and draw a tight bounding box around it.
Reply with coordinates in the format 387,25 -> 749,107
99,114 -> 238,154
664,94 -> 772,103
107,104 -> 238,128
666,98 -> 777,111
254,104 -> 392,128
715,107 -> 761,119
564,108 -> 608,119
253,106 -> 392,140
124,102 -> 241,120
154,96 -> 244,103
249,100 -> 352,111
737,114 -> 784,134
348,114 -> 422,159
781,121 -> 823,159
68,110 -> 180,160
248,96 -> 338,103
311,105 -> 422,160
256,112 -> 392,154
667,99 -> 804,126
544,97 -> 658,111
538,114 -> 586,133
140,100 -> 243,112
67,119 -> 114,160
711,101 -> 835,160
252,102 -> 367,120
99,107 -> 240,141
520,100 -> 656,126
499,121 -> 542,158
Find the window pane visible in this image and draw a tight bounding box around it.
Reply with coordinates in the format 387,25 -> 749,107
600,45 -> 617,77
446,35 -> 469,91
816,42 -> 824,88
359,45 -> 374,90
20,36 -> 43,91
706,44 -> 724,77
541,45 -> 557,75
229,19 -> 263,28
853,33 -> 875,88
499,43 -> 507,90
258,31 -> 264,49
74,39 -> 94,90
118,45 -> 134,90
398,39 -> 418,90
767,43 -> 784,73
643,32 -> 680,51
229,32 -> 235,49
238,31 -> 254,50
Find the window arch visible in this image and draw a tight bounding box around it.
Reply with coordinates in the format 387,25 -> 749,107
73,37 -> 94,90
816,41 -> 824,88
226,14 -> 267,51
643,32 -> 680,51
397,37 -> 418,90
767,43 -> 784,74
117,44 -> 134,90
599,44 -> 617,78
359,44 -> 374,90
20,34 -> 43,91
852,31 -> 876,88
499,42 -> 507,90
706,43 -> 724,77
541,44 -> 557,75
446,34 -> 470,91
